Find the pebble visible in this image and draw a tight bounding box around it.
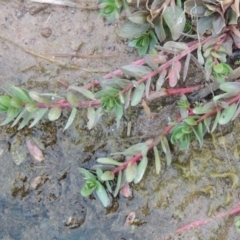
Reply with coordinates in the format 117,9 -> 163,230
41,27 -> 52,38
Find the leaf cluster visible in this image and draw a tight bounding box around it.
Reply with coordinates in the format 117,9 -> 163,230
184,0 -> 239,35
203,44 -> 233,82
0,84 -> 95,131
99,0 -> 130,23
117,1 -> 186,54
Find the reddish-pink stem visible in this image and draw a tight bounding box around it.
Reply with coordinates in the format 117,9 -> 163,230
83,58 -> 146,90
120,36 -> 214,95
112,145 -> 154,174
197,94 -> 240,123
176,204 -> 240,233
112,93 -> 240,175
166,85 -> 201,95
37,99 -> 101,108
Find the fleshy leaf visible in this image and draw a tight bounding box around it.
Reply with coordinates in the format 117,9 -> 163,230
18,112 -> 35,130
63,107 -> 77,131
0,107 -> 21,126
160,136 -> 172,165
125,162 -> 137,183
168,60 -> 181,87
218,103 -> 238,125
81,184 -> 94,197
162,5 -> 186,40
8,84 -> 32,103
120,65 -> 152,79
113,171 -> 122,197
48,106 -> 61,121
68,85 -> 95,100
97,157 -> 122,166
117,20 -> 150,39
67,92 -> 79,107
96,181 -> 110,207
29,108 -> 48,128
134,157 -> 148,184
131,83 -> 145,106
219,82 -> 240,93
153,146 -> 161,174
129,11 -> 148,24
100,171 -> 115,181
79,168 -> 96,180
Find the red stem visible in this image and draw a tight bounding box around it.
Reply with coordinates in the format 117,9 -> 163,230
176,204 -> 240,233
112,93 -> 240,175
83,58 -> 146,90
120,36 -> 214,95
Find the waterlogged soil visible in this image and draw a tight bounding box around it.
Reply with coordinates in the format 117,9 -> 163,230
1,1 -> 240,240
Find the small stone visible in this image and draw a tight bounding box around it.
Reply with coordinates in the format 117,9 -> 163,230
41,27 -> 52,38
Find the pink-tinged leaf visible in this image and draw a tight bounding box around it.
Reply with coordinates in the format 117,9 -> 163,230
30,176 -> 42,190
125,212 -> 136,226
168,60 -> 182,87
120,182 -> 132,198
231,0 -> 239,17
26,137 -> 44,162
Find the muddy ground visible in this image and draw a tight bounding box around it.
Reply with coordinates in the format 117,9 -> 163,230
1,1 -> 240,240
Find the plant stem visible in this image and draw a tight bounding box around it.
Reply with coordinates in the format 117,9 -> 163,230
119,36 -> 213,95
176,204 -> 240,233
83,58 -> 146,90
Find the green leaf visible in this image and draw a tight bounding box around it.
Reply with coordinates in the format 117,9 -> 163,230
213,64 -> 224,74
114,104 -> 123,128
63,107 -> 77,131
204,117 -> 212,133
0,96 -> 11,110
11,109 -> 26,127
160,136 -> 172,165
95,181 -> 110,207
25,102 -> 38,112
125,162 -> 137,183
218,103 -> 238,125
48,106 -> 61,121
81,184 -> 94,197
29,108 -> 48,128
8,84 -> 32,103
117,20 -> 150,39
100,171 -> 115,181
131,83 -> 145,106
105,181 -> 112,193
114,171 -> 122,197
120,65 -> 152,79
219,82 -> 240,93
10,97 -> 23,108
29,91 -> 51,104
211,110 -> 221,133
79,168 -> 96,180
162,5 -> 186,40
129,11 -> 148,24
184,116 -> 197,125
153,146 -> 161,174
0,107 -> 21,126
125,142 -> 148,157
66,91 -> 79,107
134,157 -> 148,184
192,122 -> 204,148
17,112 -> 35,130
68,86 -> 95,100
97,157 -> 122,166
96,168 -> 103,180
